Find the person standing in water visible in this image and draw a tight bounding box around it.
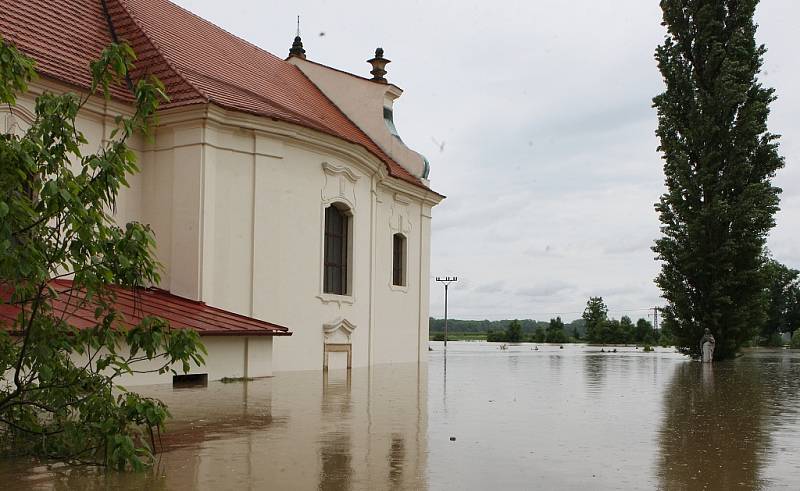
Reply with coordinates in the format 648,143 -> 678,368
700,328 -> 715,363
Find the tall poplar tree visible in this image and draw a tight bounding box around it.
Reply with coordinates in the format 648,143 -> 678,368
653,0 -> 784,360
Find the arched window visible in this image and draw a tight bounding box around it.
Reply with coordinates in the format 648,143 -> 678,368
392,233 -> 407,287
324,203 -> 350,295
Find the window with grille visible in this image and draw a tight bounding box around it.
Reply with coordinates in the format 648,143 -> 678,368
324,204 -> 349,295
392,233 -> 406,287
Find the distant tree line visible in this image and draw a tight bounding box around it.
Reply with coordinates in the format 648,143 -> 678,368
580,277 -> 800,347
486,318 -> 573,344
429,317 -> 586,343
431,263 -> 800,347
581,297 -> 659,346
431,301 -> 659,346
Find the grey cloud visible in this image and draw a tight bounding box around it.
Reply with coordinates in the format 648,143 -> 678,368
603,237 -> 657,256
515,281 -> 574,299
474,280 -> 507,295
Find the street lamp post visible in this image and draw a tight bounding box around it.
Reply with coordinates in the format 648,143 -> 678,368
435,277 -> 458,350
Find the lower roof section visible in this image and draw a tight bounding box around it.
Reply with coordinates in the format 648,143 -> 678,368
0,280 -> 291,337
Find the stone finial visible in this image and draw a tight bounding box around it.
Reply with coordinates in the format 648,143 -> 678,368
289,35 -> 306,59
367,47 -> 391,84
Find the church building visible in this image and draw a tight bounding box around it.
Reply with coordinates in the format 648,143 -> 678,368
0,0 -> 443,383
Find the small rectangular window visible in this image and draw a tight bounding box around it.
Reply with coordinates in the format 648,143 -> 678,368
393,233 -> 406,287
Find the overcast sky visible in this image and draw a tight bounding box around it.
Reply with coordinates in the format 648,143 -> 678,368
174,0 -> 799,322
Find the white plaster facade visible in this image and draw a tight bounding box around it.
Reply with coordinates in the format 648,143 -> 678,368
62,337 -> 274,387
288,57 -> 430,183
3,65 -> 441,376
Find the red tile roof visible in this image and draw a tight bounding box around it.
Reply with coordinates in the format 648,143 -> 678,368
0,0 -> 433,192
0,280 -> 291,336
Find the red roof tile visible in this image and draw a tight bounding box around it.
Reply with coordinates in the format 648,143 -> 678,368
0,0 -> 434,192
0,280 -> 291,336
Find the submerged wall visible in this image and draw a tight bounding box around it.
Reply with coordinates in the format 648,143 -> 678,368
1,336 -> 273,387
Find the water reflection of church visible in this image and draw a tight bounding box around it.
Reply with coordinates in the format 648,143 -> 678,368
140,365 -> 427,489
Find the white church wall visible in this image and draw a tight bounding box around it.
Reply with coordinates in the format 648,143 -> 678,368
146,111 -> 433,372
165,126 -> 205,301
417,206 -> 433,360
205,143 -> 255,316
7,79 -> 436,374
371,190 -> 428,365
140,141 -> 174,287
156,112 -> 433,372
256,141 -> 374,372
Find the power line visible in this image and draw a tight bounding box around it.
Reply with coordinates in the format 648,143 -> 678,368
522,307 -> 655,317
430,304 -> 666,321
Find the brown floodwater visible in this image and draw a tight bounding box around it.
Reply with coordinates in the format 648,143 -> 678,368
2,343 -> 799,490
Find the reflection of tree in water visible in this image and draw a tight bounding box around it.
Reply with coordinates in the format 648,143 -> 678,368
657,361 -> 772,490
320,432 -> 352,491
388,434 -> 406,486
549,353 -> 563,382
0,462 -> 172,491
319,373 -> 353,490
583,354 -> 608,394
766,352 -> 800,412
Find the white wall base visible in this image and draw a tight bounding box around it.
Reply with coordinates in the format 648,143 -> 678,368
72,336 -> 274,387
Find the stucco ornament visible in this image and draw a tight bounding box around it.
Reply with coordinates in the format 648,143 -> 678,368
700,328 -> 715,363
390,193 -> 413,235
323,318 -> 357,344
5,113 -> 17,134
321,161 -> 359,210
2,108 -> 31,136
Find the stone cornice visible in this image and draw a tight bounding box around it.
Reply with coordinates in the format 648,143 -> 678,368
322,161 -> 361,183
25,78 -> 136,119
155,102 -> 442,206
26,75 -> 444,206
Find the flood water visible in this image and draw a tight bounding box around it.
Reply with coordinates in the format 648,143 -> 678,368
2,343 -> 800,490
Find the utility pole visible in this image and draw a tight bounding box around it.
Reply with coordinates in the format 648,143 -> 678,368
435,277 -> 458,350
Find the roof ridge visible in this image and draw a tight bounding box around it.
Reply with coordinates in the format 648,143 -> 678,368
290,57 -> 404,92
113,0 -> 208,104
178,66 -> 336,133
131,0 -> 281,63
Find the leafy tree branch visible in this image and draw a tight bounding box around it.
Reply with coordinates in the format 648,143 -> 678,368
1,35 -> 205,470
